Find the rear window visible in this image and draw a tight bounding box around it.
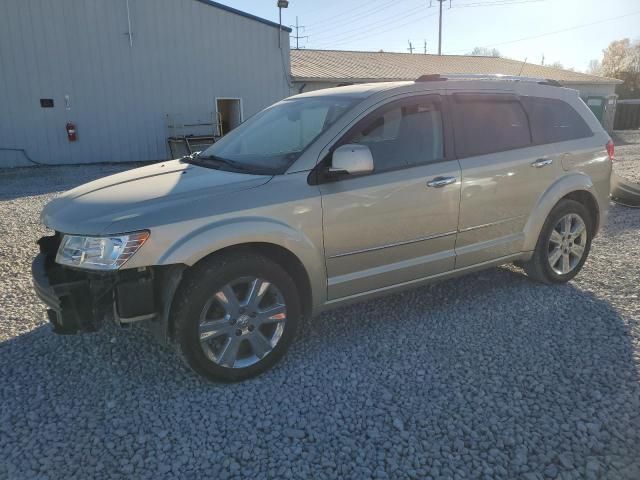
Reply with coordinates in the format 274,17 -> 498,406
452,95 -> 531,157
522,97 -> 593,144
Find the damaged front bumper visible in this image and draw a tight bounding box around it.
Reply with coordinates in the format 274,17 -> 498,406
32,233 -> 183,338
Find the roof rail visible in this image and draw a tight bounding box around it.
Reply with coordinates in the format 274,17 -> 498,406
414,73 -> 563,86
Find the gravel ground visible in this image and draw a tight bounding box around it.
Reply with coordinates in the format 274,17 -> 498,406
1,161 -> 639,480
612,130 -> 640,185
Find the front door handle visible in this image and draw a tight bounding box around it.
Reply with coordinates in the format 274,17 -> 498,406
531,158 -> 553,168
427,176 -> 457,188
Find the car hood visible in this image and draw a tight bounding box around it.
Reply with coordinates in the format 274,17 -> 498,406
42,160 -> 272,235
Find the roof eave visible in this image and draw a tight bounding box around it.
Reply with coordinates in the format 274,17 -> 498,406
292,76 -> 624,85
292,76 -> 408,83
558,79 -> 624,85
194,0 -> 292,32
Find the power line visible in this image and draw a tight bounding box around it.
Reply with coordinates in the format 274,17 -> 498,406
311,6 -> 435,48
448,9 -> 640,53
290,16 -> 308,49
313,10 -> 439,49
322,0 -> 542,52
333,3 -> 427,37
451,0 -> 544,7
306,0 -> 406,37
307,0 -> 399,28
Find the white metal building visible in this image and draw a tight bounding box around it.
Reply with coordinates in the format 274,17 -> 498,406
0,0 -> 291,167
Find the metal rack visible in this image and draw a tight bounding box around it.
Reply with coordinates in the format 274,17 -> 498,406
166,113 -> 218,158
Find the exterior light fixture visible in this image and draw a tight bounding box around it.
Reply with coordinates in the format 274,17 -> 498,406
277,0 -> 289,47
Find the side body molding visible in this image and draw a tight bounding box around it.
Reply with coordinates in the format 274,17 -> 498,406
522,172 -> 598,252
156,217 -> 327,312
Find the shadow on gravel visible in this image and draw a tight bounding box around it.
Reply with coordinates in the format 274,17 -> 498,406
601,203 -> 640,236
611,132 -> 633,146
1,266 -> 639,479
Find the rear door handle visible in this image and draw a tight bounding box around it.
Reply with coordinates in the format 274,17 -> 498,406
531,158 -> 553,168
427,176 -> 457,188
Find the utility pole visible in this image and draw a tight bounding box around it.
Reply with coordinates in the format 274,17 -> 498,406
291,16 -> 308,50
430,0 -> 448,55
424,40 -> 427,54
407,40 -> 414,54
437,0 -> 444,55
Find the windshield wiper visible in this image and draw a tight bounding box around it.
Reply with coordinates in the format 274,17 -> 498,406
197,154 -> 250,171
182,152 -> 250,172
182,152 -> 277,175
180,151 -> 206,164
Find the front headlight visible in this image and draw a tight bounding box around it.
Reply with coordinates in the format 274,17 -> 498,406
56,231 -> 149,271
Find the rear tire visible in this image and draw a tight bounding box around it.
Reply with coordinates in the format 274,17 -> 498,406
523,199 -> 593,284
172,252 -> 300,382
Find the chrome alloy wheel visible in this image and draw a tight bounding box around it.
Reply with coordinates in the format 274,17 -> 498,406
547,213 -> 588,275
198,277 -> 287,368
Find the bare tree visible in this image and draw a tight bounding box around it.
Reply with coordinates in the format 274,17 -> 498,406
601,39 -> 634,77
468,47 -> 501,57
600,38 -> 640,98
547,61 -> 575,72
587,59 -> 602,75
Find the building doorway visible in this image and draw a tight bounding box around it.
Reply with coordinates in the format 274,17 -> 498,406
215,98 -> 243,137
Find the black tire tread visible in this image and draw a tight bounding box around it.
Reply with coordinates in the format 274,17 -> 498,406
523,199 -> 593,284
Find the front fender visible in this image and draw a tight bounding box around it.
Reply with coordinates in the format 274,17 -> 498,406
155,217 -> 327,311
522,173 -> 597,252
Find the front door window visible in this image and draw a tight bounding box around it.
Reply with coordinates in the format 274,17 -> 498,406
341,97 -> 445,172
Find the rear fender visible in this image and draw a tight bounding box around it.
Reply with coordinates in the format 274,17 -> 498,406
522,173 -> 596,252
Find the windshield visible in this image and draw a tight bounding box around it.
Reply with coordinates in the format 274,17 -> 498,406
198,95 -> 359,174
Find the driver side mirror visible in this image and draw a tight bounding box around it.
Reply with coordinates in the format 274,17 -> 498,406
329,144 -> 374,176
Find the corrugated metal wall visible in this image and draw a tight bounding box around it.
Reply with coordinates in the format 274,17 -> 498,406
0,0 -> 291,167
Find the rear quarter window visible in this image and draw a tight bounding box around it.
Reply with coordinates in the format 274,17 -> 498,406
522,97 -> 593,144
452,94 -> 531,157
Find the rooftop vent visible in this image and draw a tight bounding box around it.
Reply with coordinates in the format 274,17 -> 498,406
415,74 -> 447,82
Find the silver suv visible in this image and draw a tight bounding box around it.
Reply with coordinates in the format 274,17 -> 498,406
32,75 -> 613,381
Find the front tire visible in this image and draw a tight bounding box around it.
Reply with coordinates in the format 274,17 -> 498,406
172,252 -> 301,382
523,199 -> 593,284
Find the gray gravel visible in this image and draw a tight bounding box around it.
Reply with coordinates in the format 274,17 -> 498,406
1,161 -> 640,479
613,130 -> 640,185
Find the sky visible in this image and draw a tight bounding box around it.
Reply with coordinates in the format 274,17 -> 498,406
217,0 -> 640,72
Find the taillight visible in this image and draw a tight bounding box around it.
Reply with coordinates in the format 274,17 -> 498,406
606,139 -> 615,161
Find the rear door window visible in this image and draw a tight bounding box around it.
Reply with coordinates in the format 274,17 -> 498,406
452,94 -> 531,157
522,97 -> 593,144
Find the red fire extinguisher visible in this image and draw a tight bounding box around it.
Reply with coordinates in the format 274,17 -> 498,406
65,122 -> 77,142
